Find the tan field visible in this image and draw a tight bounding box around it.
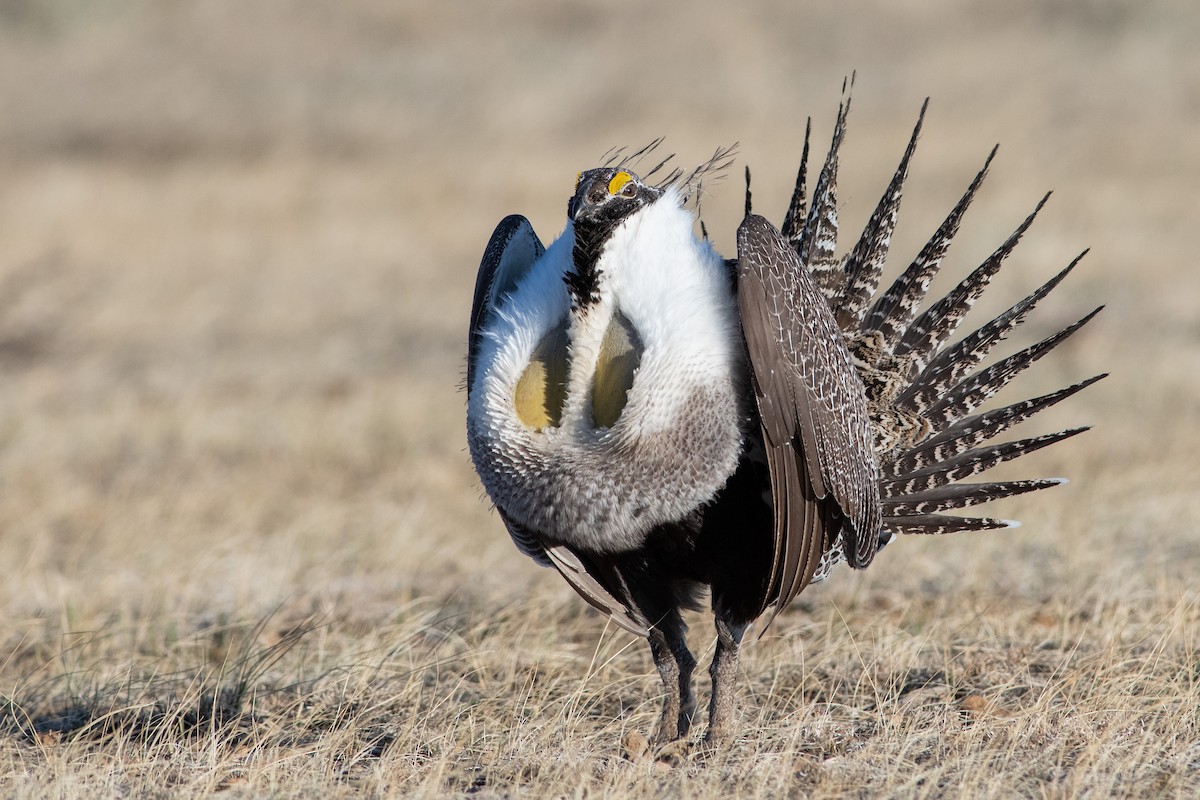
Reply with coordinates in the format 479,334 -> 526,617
0,1 -> 1197,797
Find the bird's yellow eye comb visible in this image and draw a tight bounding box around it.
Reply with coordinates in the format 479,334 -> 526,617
607,171 -> 632,196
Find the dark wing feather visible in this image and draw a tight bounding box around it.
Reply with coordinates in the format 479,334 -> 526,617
493,509 -> 555,568
467,215 -> 545,391
469,219 -> 579,572
497,496 -> 645,636
737,214 -> 882,621
542,544 -> 648,636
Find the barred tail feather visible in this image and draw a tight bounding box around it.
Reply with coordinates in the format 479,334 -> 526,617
922,307 -> 1103,429
883,478 -> 1066,516
884,514 -> 1021,536
887,374 -> 1106,477
894,192 -> 1051,369
837,99 -> 927,331
883,427 -> 1090,495
896,250 -> 1088,414
780,118 -> 812,249
798,92 -> 851,301
860,146 -> 996,352
875,305 -> 1099,536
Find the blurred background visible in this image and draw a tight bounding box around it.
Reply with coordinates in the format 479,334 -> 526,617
0,0 -> 1196,641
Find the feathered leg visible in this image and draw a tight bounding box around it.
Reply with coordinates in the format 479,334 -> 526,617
704,614 -> 749,745
608,543 -> 701,747
647,611 -> 697,745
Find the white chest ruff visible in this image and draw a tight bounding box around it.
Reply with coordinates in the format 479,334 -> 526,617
467,197 -> 746,553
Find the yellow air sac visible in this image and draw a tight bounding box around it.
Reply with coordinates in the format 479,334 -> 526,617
591,311 -> 642,429
514,320 -> 569,430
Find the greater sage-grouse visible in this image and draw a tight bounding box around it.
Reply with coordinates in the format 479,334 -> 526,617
466,95 -> 1102,748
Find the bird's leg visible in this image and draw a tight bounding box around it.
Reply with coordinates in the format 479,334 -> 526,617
703,614 -> 748,746
647,616 -> 696,746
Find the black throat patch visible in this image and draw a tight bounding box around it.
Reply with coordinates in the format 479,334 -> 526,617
565,219 -> 611,310
566,207 -> 629,311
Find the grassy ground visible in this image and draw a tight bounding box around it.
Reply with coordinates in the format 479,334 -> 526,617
0,1 -> 1197,797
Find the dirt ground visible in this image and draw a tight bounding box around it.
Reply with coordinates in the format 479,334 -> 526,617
0,1 -> 1197,797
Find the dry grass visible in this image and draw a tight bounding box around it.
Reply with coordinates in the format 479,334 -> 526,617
0,1 -> 1197,797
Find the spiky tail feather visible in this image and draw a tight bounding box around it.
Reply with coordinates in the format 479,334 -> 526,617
783,96 -> 1103,539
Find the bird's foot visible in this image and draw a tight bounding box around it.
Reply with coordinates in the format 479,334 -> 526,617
648,703 -> 693,751
621,730 -> 652,763
653,737 -> 692,768
698,724 -> 732,754
621,730 -> 692,769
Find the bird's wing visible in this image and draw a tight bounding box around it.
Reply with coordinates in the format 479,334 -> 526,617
541,544 -> 650,636
736,214 -> 882,621
468,215 -> 556,568
468,215 -> 646,636
495,511 -> 646,636
467,215 -> 545,391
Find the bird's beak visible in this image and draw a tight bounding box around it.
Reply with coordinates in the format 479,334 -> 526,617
567,183 -> 589,222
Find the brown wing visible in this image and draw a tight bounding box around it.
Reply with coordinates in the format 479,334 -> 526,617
736,214 -> 882,620
542,545 -> 649,636
493,509 -> 645,635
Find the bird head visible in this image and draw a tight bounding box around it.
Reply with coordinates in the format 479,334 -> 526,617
568,168 -> 661,226
565,168 -> 666,310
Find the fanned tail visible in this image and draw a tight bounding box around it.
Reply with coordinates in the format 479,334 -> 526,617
780,118 -> 811,248
897,253 -> 1092,417
782,97 -> 1103,543
837,99 -> 927,331
860,146 -> 996,350
888,373 -> 1106,477
920,308 -> 1102,429
796,80 -> 852,303
894,193 -> 1051,369
883,429 -> 1088,498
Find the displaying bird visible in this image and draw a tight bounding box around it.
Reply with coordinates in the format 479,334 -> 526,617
465,92 -> 1103,750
